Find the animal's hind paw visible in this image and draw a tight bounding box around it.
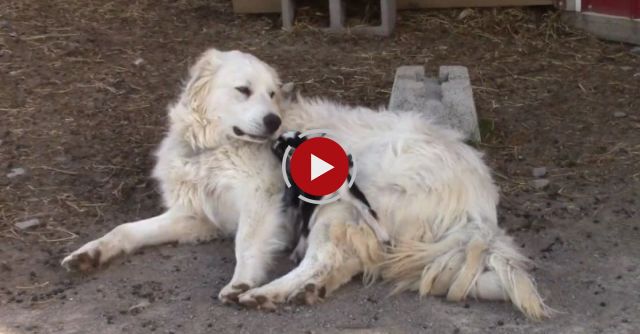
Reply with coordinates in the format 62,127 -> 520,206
290,283 -> 326,305
237,282 -> 327,311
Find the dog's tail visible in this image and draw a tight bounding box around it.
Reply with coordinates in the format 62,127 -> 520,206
383,231 -> 552,320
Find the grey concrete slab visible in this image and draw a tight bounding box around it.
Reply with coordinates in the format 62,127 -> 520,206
439,66 -> 481,142
389,65 -> 481,142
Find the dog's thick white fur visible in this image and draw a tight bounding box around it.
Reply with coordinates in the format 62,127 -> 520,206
61,48 -> 550,319
239,96 -> 551,319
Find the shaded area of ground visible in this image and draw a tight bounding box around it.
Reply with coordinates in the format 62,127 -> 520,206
1,1 -> 639,333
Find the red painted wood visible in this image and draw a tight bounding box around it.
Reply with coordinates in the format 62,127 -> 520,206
582,0 -> 640,18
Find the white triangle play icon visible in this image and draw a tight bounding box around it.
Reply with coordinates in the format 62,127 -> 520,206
310,154 -> 334,181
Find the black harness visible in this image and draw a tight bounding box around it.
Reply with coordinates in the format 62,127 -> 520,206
271,131 -> 377,240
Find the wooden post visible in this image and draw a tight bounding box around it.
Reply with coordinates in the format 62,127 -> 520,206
282,0 -> 294,30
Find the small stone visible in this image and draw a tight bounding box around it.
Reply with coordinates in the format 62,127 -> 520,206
457,8 -> 474,20
620,66 -> 632,71
15,218 -> 41,230
614,112 -> 627,118
532,167 -> 547,178
531,179 -> 550,189
6,167 -> 25,178
128,300 -> 151,314
1,262 -> 12,272
631,46 -> 640,55
133,58 -> 144,66
0,20 -> 9,29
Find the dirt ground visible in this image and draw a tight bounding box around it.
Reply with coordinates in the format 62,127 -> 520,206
1,0 -> 639,333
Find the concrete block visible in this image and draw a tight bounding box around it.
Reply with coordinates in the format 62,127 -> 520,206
388,65 -> 481,142
439,66 -> 480,142
439,65 -> 469,81
388,66 -> 441,109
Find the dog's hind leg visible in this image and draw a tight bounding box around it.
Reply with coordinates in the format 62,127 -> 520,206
61,208 -> 218,272
238,202 -> 384,310
337,183 -> 389,245
289,236 -> 308,264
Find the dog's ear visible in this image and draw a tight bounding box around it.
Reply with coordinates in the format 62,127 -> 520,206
280,82 -> 296,103
186,48 -> 222,115
281,82 -> 295,95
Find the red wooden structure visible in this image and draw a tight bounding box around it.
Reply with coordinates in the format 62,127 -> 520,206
562,0 -> 640,45
582,0 -> 640,18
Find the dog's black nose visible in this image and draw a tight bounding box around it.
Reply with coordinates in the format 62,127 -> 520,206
263,113 -> 282,134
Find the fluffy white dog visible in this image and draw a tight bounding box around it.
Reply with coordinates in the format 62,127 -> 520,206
62,48 -> 293,303
62,48 -> 550,319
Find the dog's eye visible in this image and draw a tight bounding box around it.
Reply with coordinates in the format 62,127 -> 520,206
269,91 -> 275,99
235,86 -> 252,97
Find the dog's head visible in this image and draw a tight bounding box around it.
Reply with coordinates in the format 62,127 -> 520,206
183,48 -> 285,145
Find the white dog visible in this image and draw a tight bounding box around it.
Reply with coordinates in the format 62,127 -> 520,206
62,48 -> 550,319
237,96 -> 551,319
62,48 -> 293,303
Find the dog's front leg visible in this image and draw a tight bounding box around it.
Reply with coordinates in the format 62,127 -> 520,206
218,196 -> 288,304
61,208 -> 219,271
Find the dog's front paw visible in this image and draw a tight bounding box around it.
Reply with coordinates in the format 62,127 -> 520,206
219,282 -> 251,305
61,244 -> 103,272
238,287 -> 286,311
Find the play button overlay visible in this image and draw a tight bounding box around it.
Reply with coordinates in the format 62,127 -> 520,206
310,154 -> 333,181
289,136 -> 350,197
